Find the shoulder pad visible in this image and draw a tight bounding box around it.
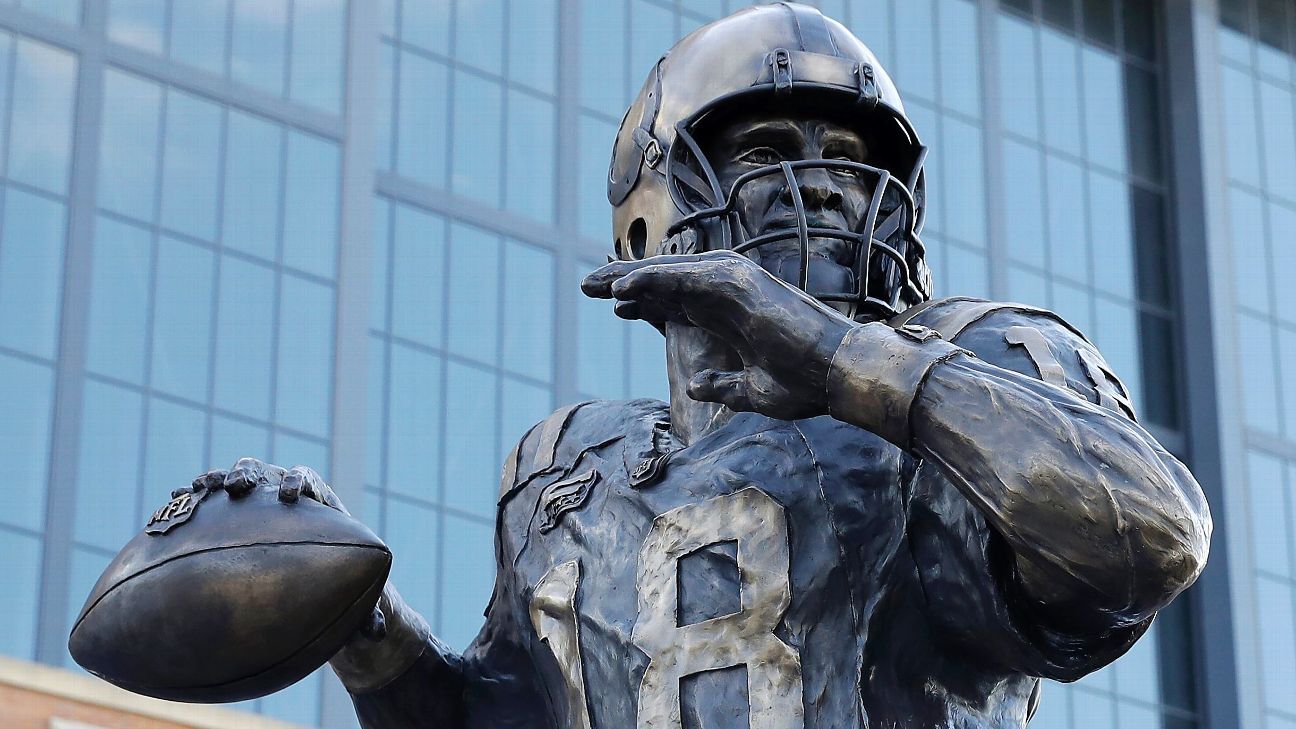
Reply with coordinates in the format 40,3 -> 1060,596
893,297 -> 1135,421
497,399 -> 668,506
891,296 -> 1090,346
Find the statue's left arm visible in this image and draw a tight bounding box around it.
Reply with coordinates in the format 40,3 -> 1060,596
583,253 -> 1211,672
826,303 -> 1210,657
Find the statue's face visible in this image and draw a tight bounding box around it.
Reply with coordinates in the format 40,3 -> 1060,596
702,110 -> 872,304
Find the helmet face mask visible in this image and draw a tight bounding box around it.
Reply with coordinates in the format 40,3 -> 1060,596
663,103 -> 928,320
608,2 -> 935,321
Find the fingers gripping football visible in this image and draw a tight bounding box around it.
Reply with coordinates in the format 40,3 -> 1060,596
177,458 -> 348,514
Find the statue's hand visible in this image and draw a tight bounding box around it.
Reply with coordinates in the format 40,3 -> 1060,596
181,458 -> 387,640
582,251 -> 852,419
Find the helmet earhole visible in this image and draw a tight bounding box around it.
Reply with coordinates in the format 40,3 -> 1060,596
628,218 -> 648,259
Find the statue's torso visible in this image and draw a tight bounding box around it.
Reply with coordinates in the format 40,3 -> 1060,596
493,402 -> 1037,729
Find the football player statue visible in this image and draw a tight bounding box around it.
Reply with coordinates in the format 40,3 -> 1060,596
210,4 -> 1211,727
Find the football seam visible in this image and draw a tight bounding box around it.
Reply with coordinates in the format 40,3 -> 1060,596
70,541 -> 391,638
102,560 -> 391,699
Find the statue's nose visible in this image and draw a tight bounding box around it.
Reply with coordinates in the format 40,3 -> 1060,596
782,166 -> 844,211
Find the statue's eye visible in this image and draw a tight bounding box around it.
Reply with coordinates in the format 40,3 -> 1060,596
736,147 -> 782,165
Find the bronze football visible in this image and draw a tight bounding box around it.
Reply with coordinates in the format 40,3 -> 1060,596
68,483 -> 391,703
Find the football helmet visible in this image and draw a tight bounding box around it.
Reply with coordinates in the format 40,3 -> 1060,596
607,2 -> 932,320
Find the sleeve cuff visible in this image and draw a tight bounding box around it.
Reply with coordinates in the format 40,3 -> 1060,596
826,322 -> 966,447
330,585 -> 435,694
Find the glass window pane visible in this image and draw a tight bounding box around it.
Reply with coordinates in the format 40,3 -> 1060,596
998,15 -> 1040,141
1278,328 -> 1296,437
501,376 -> 553,454
401,0 -> 449,49
396,52 -> 450,188
1124,64 -> 1162,182
0,190 -> 66,359
940,117 -> 986,247
1040,29 -> 1083,157
1053,279 -> 1095,334
170,0 -> 229,75
1222,65 -> 1262,188
629,0 -> 675,99
384,498 -> 439,625
1121,0 -> 1156,61
1046,155 -> 1089,283
576,273 -> 626,397
9,40 -> 75,194
142,398 -> 206,505
942,243 -> 990,300
98,71 -> 162,222
107,0 -> 166,53
1228,187 -> 1270,313
391,205 -> 445,348
1256,576 -> 1296,716
628,320 -> 668,401
502,240 -> 554,381
1132,187 -> 1171,307
455,0 -> 504,75
0,356 -> 53,532
440,515 -> 494,651
578,113 -> 617,239
231,0 -> 288,96
160,90 -> 223,241
1238,313 -> 1280,433
289,0 -> 345,111
504,91 -> 556,223
1081,46 -> 1127,174
508,0 -> 557,93
209,414 -> 270,470
273,431 -> 329,475
386,344 -> 442,500
938,0 -> 980,118
213,257 -> 275,420
1260,81 -> 1296,203
451,72 -> 504,206
86,217 -> 150,382
283,131 -> 341,279
1138,311 -> 1179,428
443,362 -> 497,518
223,111 -> 282,262
21,0 -> 81,24
1088,171 -> 1135,300
1083,0 -> 1117,46
276,275 -> 335,437
1008,264 -> 1050,307
366,335 -> 386,489
0,528 -> 41,660
371,198 -> 391,331
893,0 -> 937,103
1249,451 -> 1290,578
375,42 -> 395,172
446,224 -> 501,364
151,238 -> 215,402
1093,298 -> 1140,407
1271,203 -> 1296,321
579,0 -> 626,113
1003,139 -> 1046,267
75,381 -> 143,551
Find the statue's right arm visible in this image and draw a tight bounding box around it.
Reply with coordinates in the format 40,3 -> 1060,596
329,586 -> 470,728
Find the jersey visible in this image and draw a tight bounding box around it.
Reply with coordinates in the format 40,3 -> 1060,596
351,298 -> 1159,729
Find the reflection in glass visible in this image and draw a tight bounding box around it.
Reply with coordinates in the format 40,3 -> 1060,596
231,0 -> 288,96
289,0 -> 344,112
107,0 -> 165,54
170,0 -> 229,75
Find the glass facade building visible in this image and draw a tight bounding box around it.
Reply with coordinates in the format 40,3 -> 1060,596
0,0 -> 1282,727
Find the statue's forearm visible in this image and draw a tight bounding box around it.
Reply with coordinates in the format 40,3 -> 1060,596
331,585 -> 467,728
825,323 -> 1211,626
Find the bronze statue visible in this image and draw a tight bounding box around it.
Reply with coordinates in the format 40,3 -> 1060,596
85,4 -> 1212,727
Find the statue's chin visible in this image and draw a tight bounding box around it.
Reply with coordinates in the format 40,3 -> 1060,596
758,244 -> 856,316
